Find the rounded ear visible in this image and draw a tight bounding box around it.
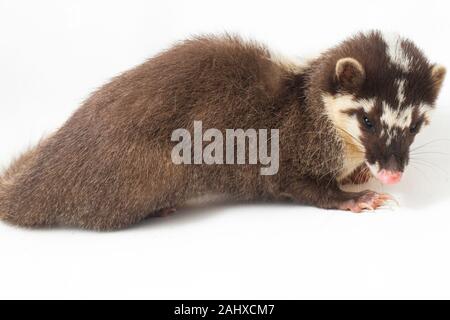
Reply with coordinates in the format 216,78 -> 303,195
431,64 -> 446,97
335,57 -> 365,90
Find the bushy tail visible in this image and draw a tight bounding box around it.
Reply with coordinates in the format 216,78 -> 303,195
0,147 -> 37,221
0,176 -> 5,220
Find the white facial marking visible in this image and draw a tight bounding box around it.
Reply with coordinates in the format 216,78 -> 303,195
360,98 -> 376,114
418,103 -> 433,116
322,93 -> 371,178
418,103 -> 434,125
380,103 -> 410,146
395,78 -> 406,106
382,33 -> 412,72
322,94 -> 375,142
322,93 -> 361,144
366,161 -> 381,176
385,134 -> 392,146
322,93 -> 375,115
322,93 -> 358,111
380,102 -> 413,131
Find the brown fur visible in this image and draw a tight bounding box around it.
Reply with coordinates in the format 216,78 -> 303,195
0,32 -> 444,230
340,165 -> 372,185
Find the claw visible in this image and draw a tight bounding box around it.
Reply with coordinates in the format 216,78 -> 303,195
339,191 -> 396,213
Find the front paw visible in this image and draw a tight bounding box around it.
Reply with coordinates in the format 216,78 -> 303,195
338,191 -> 393,213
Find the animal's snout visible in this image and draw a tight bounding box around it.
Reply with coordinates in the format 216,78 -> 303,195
377,169 -> 403,185
376,154 -> 406,184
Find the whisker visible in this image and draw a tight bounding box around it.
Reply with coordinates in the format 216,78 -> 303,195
408,163 -> 433,187
410,158 -> 449,177
410,139 -> 450,152
410,151 -> 450,157
334,127 -> 364,148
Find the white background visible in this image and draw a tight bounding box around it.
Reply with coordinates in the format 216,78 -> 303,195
0,0 -> 450,299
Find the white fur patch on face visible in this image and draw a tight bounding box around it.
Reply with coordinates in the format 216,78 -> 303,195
366,161 -> 380,176
360,99 -> 376,114
382,33 -> 412,72
418,103 -> 433,114
380,102 -> 413,130
395,78 -> 406,106
322,93 -> 375,116
418,103 -> 434,124
380,102 -> 412,146
322,93 -> 372,178
380,102 -> 433,145
381,102 -> 433,130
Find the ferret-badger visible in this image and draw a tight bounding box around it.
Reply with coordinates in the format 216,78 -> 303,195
0,31 -> 446,230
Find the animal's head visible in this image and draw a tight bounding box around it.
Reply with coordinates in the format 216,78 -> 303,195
321,31 -> 446,184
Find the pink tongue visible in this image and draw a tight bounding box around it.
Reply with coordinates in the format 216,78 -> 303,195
377,169 -> 403,185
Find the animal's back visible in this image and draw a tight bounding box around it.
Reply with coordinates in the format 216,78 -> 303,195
0,35 -> 288,229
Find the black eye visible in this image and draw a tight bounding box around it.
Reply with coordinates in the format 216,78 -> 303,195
410,123 -> 418,134
362,115 -> 374,129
